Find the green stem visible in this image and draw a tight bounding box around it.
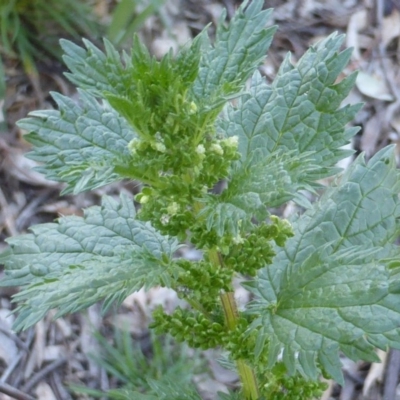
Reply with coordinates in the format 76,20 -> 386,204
209,249 -> 260,400
185,297 -> 212,319
237,361 -> 260,400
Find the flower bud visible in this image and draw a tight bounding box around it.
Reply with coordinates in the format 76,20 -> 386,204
160,214 -> 170,225
151,141 -> 166,153
139,195 -> 150,204
128,138 -> 140,154
188,101 -> 198,114
210,143 -> 224,155
223,135 -> 239,149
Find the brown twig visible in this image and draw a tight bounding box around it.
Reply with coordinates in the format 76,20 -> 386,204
0,382 -> 36,400
0,353 -> 24,384
374,0 -> 400,151
222,0 -> 235,19
0,326 -> 30,352
383,349 -> 400,400
21,357 -> 68,393
49,372 -> 73,400
1,328 -> 34,386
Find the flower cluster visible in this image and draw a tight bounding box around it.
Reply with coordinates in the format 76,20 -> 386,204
133,136 -> 240,239
111,38 -> 242,240
151,306 -> 226,349
222,317 -> 260,361
223,218 -> 294,276
173,258 -> 233,310
259,363 -> 328,400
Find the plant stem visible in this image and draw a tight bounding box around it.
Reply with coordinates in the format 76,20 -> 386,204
236,361 -> 260,400
209,249 -> 260,399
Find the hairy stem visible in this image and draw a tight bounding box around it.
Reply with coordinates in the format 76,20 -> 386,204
209,249 -> 260,399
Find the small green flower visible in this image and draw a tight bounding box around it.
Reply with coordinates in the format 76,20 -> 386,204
167,202 -> 180,215
188,101 -> 198,114
196,144 -> 206,155
128,138 -> 140,154
210,143 -> 224,155
232,235 -> 244,245
153,142 -> 166,153
139,195 -> 150,204
160,214 -> 170,225
223,136 -> 239,149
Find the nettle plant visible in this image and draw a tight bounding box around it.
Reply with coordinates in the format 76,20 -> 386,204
2,1 -> 400,399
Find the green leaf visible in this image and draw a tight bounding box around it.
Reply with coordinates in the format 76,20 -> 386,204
217,391 -> 244,400
107,0 -> 166,47
246,146 -> 400,384
191,0 -> 276,102
205,33 -> 363,236
17,90 -> 135,194
0,195 -> 178,331
61,38 -> 133,98
201,191 -> 265,238
126,379 -> 202,400
223,33 -> 361,176
201,150 -> 317,236
70,328 -> 201,399
145,379 -> 203,400
61,33 -> 204,102
103,33 -> 203,137
231,151 -> 319,208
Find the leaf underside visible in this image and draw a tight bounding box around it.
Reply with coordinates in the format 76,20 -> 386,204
246,146 -> 400,384
0,195 -> 178,331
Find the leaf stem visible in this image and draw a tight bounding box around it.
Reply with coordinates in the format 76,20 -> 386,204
209,249 -> 260,399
